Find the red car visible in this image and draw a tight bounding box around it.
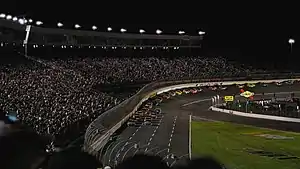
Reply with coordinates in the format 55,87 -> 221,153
190,88 -> 198,94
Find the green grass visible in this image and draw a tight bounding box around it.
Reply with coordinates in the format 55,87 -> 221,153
192,121 -> 300,169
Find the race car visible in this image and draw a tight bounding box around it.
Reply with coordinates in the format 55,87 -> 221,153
135,111 -> 143,117
176,90 -> 183,95
262,83 -> 268,87
141,107 -> 150,113
197,88 -> 203,92
161,93 -> 171,99
276,82 -> 283,86
154,97 -> 163,104
127,121 -> 135,126
237,84 -> 244,88
285,80 -> 294,85
144,102 -> 153,109
183,89 -> 190,94
170,91 -> 176,97
247,83 -> 256,88
144,121 -> 151,125
209,86 -> 218,91
190,88 -> 198,94
154,108 -> 162,114
219,86 -> 227,90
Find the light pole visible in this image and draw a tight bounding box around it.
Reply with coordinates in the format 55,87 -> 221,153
288,38 -> 295,54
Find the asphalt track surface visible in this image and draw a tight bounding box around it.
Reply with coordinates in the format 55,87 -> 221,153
102,82 -> 300,167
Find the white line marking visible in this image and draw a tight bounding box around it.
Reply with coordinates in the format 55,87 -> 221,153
170,134 -> 173,138
149,138 -> 152,142
129,137 -> 132,140
168,143 -> 171,147
170,154 -> 189,167
145,148 -> 148,152
152,133 -> 155,136
133,133 -> 135,136
109,140 -> 126,163
147,142 -> 150,145
189,115 -> 192,160
163,153 -> 172,160
156,148 -> 168,155
167,148 -> 170,153
182,98 -> 211,107
122,144 -> 136,161
169,138 -> 172,142
146,146 -> 159,153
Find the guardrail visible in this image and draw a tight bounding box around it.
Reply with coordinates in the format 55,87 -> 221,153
83,74 -> 300,155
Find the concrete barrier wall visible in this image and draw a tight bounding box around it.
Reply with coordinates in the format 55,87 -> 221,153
210,106 -> 300,123
84,76 -> 300,154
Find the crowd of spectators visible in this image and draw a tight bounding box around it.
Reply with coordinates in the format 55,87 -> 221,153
0,51 -> 257,145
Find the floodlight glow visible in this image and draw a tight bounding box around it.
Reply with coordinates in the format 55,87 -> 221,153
289,39 -> 295,44
36,21 -> 43,25
6,15 -> 12,20
57,22 -> 63,27
156,29 -> 162,34
139,29 -> 145,33
12,17 -> 18,21
29,19 -> 33,23
18,19 -> 25,25
120,28 -> 126,32
198,31 -> 205,35
75,24 -> 80,28
24,19 -> 27,23
92,26 -> 97,30
107,27 -> 112,31
178,31 -> 185,34
0,13 -> 5,18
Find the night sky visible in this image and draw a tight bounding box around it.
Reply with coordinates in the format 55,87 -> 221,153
1,2 -> 300,69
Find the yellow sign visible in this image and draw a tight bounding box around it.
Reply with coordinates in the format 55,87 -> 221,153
240,91 -> 254,98
224,96 -> 234,102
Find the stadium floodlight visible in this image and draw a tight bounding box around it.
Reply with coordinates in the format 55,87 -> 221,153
57,22 -> 63,27
12,17 -> 18,21
104,166 -> 111,169
289,38 -> 295,53
139,29 -> 145,34
92,25 -> 97,30
289,38 -> 295,44
198,31 -> 205,35
75,24 -> 81,28
24,19 -> 28,24
29,19 -> 33,23
156,29 -> 162,34
18,19 -> 25,25
6,15 -> 12,20
107,27 -> 112,31
120,28 -> 127,33
0,13 -> 6,18
178,31 -> 185,35
36,21 -> 43,25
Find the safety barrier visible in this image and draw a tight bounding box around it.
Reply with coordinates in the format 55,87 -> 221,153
84,74 -> 300,155
210,106 -> 300,123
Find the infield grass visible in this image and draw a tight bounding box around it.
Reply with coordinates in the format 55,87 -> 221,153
192,121 -> 300,169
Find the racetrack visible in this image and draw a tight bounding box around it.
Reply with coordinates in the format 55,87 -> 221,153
102,82 -> 300,167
